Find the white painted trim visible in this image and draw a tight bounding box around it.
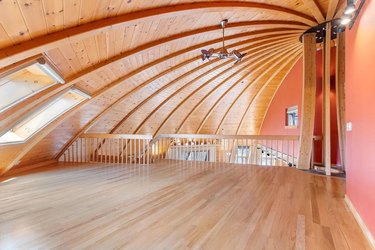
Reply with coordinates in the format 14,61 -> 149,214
345,195 -> 375,248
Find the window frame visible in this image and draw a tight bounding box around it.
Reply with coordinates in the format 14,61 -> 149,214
0,88 -> 90,145
0,55 -> 65,113
285,105 -> 298,128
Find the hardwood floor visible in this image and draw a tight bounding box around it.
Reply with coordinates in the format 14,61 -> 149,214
0,160 -> 371,249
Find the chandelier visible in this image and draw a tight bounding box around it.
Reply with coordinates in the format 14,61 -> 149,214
201,19 -> 247,64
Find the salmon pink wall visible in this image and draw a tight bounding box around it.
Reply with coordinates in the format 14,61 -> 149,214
260,51 -> 338,164
346,0 -> 375,237
260,58 -> 303,136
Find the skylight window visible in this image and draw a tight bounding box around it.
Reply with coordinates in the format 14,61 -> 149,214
0,56 -> 65,113
0,88 -> 90,144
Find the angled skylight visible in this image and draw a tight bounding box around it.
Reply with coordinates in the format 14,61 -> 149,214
0,56 -> 65,113
0,88 -> 90,144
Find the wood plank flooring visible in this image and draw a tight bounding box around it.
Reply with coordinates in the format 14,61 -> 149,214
0,160 -> 371,249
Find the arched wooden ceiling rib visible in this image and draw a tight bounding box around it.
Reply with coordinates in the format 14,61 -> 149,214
214,47 -> 301,134
0,26 -> 303,135
0,1 -> 316,67
131,43 -> 300,137
105,38 -> 296,135
77,31 -> 299,133
172,43 -> 300,134
235,50 -> 302,134
300,0 -> 325,23
192,44 -> 300,134
55,34 -> 297,159
255,59 -> 302,135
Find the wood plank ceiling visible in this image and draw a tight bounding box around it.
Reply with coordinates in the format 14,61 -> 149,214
0,0 -> 345,173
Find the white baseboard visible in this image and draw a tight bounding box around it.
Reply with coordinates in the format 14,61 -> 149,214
345,195 -> 375,248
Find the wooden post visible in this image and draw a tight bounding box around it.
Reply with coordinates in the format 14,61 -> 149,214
336,32 -> 346,170
324,23 -> 332,176
297,33 -> 317,170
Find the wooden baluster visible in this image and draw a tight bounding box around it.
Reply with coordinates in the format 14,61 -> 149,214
104,139 -> 107,164
92,138 -> 95,162
80,138 -> 82,163
134,139 -> 137,164
87,138 -> 90,163
106,139 -> 112,163
80,138 -> 83,163
108,139 -> 111,164
142,139 -> 145,164
90,138 -> 93,163
138,139 -> 141,164
99,138 -> 102,163
241,139 -> 244,164
125,139 -> 128,164
67,145 -> 70,162
96,138 -> 99,163
223,138 -> 226,163
287,140 -> 290,166
98,139 -> 102,163
84,138 -> 87,163
77,140 -> 79,163
72,142 -> 75,163
131,139 -> 133,164
292,140 -> 295,167
122,139 -> 125,164
157,139 -> 160,160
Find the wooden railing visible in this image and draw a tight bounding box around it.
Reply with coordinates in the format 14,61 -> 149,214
59,133 -> 305,167
59,134 -> 152,164
150,134 -> 300,167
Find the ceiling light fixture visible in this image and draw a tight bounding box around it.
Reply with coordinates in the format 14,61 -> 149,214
201,19 -> 247,64
341,14 -> 352,25
344,2 -> 356,14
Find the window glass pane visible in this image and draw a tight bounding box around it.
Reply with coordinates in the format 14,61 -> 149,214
286,106 -> 298,126
0,90 -> 88,144
0,60 -> 63,112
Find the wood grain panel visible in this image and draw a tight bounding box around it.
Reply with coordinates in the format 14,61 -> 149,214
0,0 -> 344,174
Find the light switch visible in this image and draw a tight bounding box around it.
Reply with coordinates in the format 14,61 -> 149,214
346,122 -> 353,131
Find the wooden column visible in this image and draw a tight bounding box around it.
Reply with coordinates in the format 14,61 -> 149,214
298,33 -> 317,169
323,23 -> 332,175
336,32 -> 346,170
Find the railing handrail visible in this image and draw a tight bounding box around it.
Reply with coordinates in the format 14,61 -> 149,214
80,133 -> 153,140
79,133 -> 306,141
154,134 -> 300,140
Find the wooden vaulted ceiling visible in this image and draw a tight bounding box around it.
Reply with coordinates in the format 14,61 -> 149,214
0,0 -> 346,174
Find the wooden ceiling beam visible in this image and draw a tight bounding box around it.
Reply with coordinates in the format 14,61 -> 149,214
0,27 -> 301,135
175,41 -> 298,134
111,39 -> 295,135
235,50 -> 302,135
301,0 -> 325,23
0,2 -> 315,67
195,42 -> 299,134
215,46 -> 301,134
257,58 -> 302,134
326,0 -> 340,20
150,44 -> 299,137
54,34 -> 298,160
99,44 -> 291,154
